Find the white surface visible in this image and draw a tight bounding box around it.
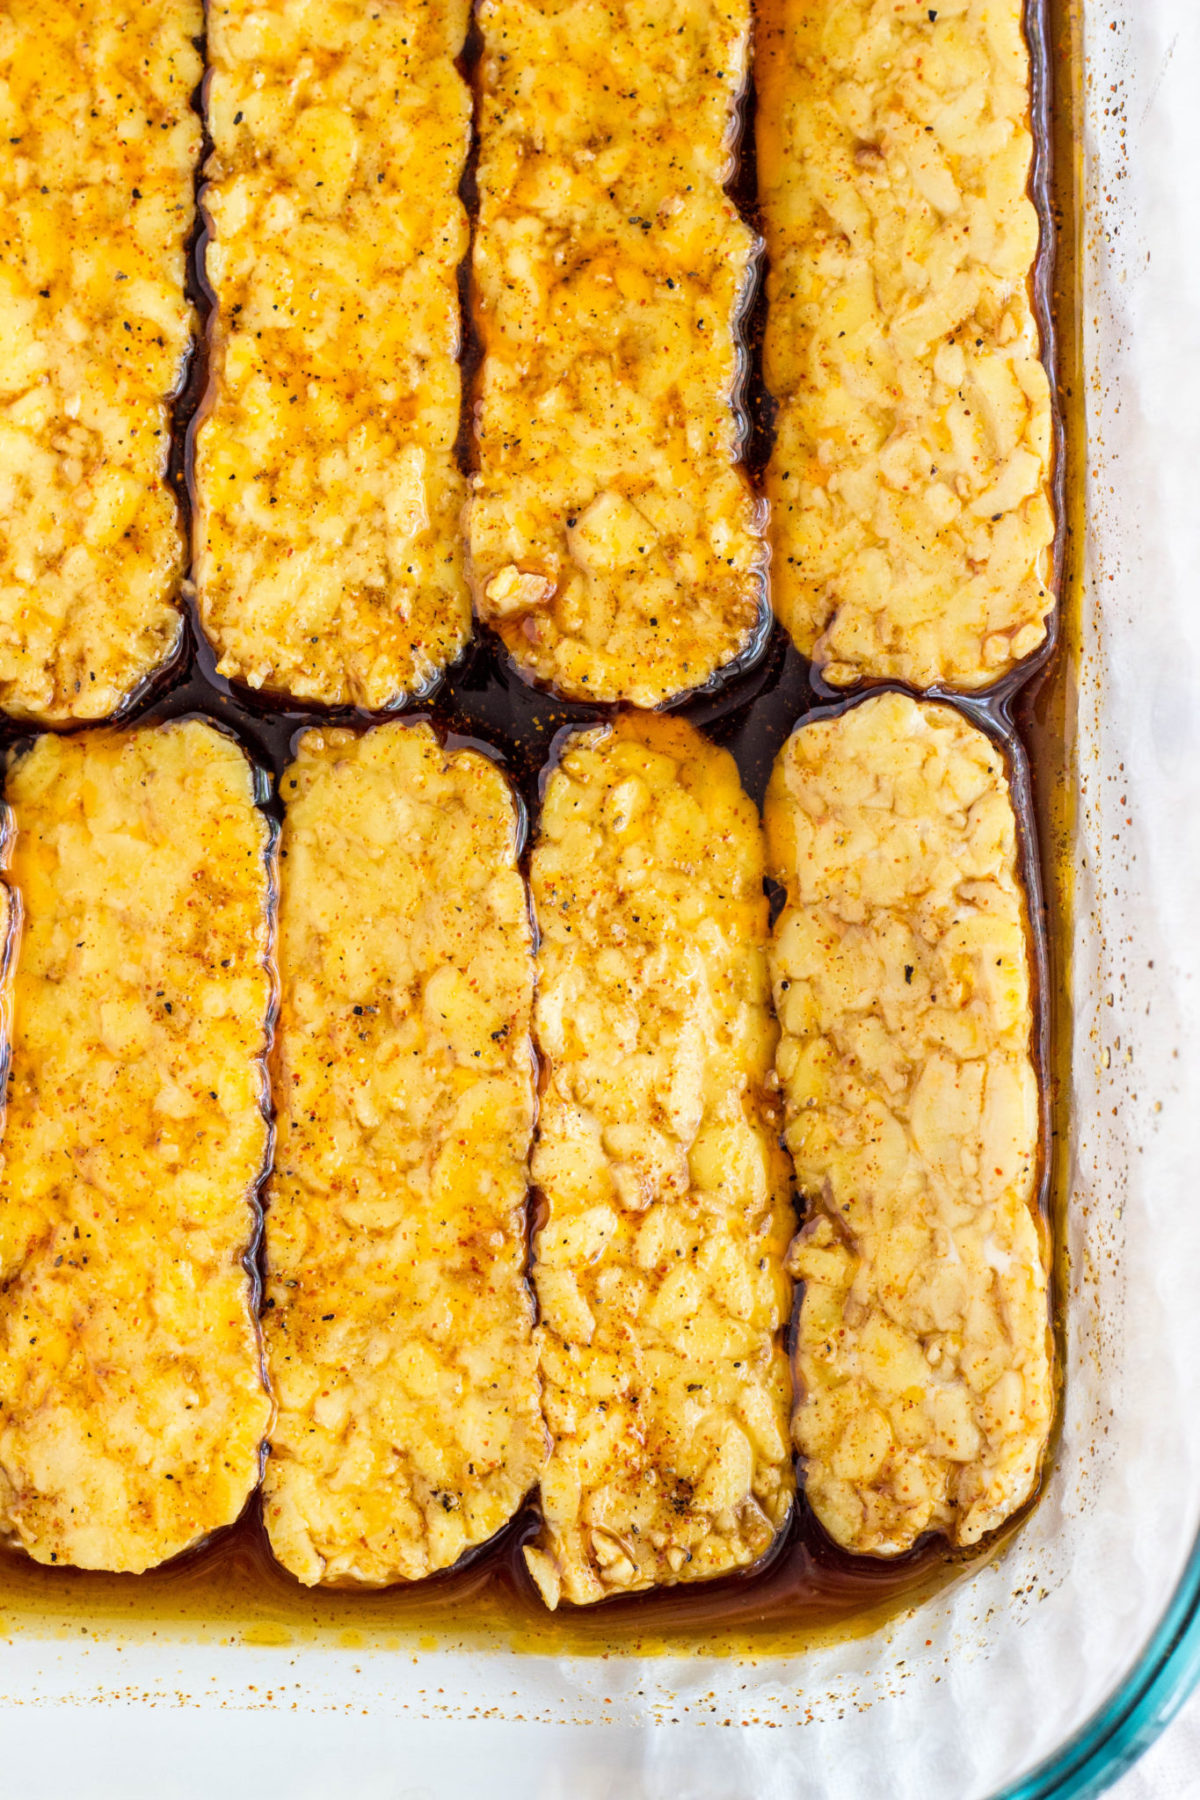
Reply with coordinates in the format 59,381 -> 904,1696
1113,1690 -> 1200,1800
1,3 -> 1199,1797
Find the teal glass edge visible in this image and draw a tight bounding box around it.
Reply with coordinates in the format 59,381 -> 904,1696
992,1526 -> 1200,1798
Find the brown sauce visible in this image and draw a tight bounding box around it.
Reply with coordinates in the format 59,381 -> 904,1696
0,0 -> 1084,1658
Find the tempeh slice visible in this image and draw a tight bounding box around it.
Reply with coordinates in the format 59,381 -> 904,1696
469,0 -> 766,707
766,692 -> 1052,1556
757,0 -> 1054,692
195,0 -> 472,707
263,723 -> 543,1586
525,713 -> 793,1609
0,1 -> 199,722
0,724 -> 273,1572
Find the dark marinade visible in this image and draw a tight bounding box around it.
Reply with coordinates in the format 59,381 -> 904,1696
0,0 -> 1078,1654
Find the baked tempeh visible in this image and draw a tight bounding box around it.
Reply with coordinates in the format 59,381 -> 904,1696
525,713 -> 793,1609
766,693 -> 1052,1555
757,0 -> 1054,692
0,0 -> 199,722
0,724 -> 273,1572
469,0 -> 766,706
196,0 -> 472,708
263,723 -> 543,1586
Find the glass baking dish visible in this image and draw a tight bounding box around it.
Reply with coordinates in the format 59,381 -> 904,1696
1,0 -> 1199,1794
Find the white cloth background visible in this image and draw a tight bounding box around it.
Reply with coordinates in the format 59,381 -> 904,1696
1114,1693 -> 1200,1796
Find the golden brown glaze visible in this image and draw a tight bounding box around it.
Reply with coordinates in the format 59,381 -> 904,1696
263,723 -> 543,1585
470,0 -> 766,705
0,1 -> 198,722
196,0 -> 472,707
766,694 -> 1052,1555
757,0 -> 1054,690
0,724 -> 273,1572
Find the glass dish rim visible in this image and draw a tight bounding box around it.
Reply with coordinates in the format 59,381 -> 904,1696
990,1524 -> 1200,1797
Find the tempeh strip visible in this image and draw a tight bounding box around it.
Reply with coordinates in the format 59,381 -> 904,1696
263,723 -> 543,1586
196,0 -> 472,707
0,1 -> 198,722
0,724 -> 273,1572
757,0 -> 1054,692
766,693 -> 1052,1555
469,0 -> 766,707
525,713 -> 793,1609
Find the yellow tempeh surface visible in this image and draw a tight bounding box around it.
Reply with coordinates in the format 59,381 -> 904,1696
469,0 -> 766,707
757,0 -> 1054,692
263,723 -> 543,1586
766,693 -> 1052,1556
0,724 -> 273,1573
196,0 -> 472,708
525,713 -> 793,1609
0,0 -> 198,723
